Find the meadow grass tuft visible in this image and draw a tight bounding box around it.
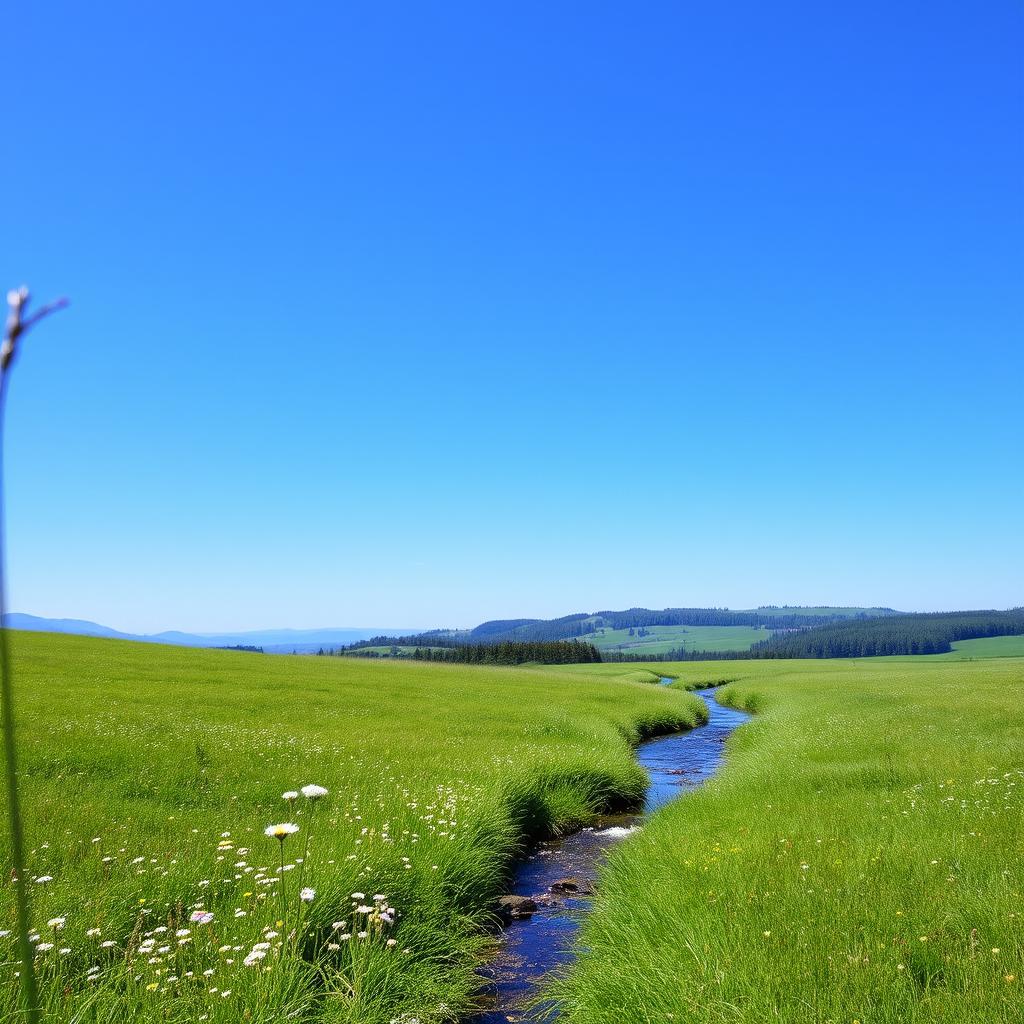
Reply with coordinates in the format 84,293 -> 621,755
0,631 -> 705,1022
549,656 -> 1024,1023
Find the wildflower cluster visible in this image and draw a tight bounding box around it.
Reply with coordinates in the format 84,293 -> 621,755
0,779 -> 414,1015
328,892 -> 400,947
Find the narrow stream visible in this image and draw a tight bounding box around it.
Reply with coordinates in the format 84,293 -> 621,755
477,683 -> 749,1021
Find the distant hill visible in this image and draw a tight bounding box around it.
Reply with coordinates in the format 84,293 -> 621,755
752,606 -> 900,619
4,613 -> 137,640
338,606 -> 904,659
3,614 -> 418,654
461,606 -> 901,646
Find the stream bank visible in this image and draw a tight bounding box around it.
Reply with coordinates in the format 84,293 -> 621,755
476,684 -> 750,1020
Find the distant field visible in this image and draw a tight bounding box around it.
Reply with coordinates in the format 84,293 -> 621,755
932,634 -> 1024,659
579,623 -> 770,654
0,632 -> 705,1023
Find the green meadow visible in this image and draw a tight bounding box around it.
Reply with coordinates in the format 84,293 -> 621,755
3,633 -> 1023,1023
578,623 -> 769,654
0,631 -> 706,1023
932,634 -> 1024,659
551,656 -> 1024,1023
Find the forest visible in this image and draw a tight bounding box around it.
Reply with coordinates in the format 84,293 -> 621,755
417,639 -> 601,664
749,609 -> 1024,658
347,639 -> 603,665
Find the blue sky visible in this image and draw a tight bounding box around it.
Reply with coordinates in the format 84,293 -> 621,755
2,2 -> 1021,632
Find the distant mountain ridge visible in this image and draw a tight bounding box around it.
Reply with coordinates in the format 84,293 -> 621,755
3,614 -> 417,654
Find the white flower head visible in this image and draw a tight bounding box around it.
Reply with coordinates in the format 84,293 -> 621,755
301,784 -> 328,801
47,917 -> 66,930
282,791 -> 298,802
299,887 -> 315,903
265,823 -> 300,840
190,911 -> 214,925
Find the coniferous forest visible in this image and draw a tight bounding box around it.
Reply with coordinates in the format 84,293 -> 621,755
749,609 -> 1024,658
344,639 -> 603,665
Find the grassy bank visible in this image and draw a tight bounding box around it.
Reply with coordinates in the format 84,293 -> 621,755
0,632 -> 707,1023
552,656 -> 1024,1023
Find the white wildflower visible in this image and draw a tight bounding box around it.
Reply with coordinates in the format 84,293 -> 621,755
264,823 -> 300,840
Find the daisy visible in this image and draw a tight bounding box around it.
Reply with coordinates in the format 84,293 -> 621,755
301,784 -> 328,800
299,887 -> 315,902
264,823 -> 300,840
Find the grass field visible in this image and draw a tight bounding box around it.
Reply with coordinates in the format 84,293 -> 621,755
551,656 -> 1024,1023
578,624 -> 770,654
0,632 -> 708,1023
5,634 -> 1022,1023
932,634 -> 1024,660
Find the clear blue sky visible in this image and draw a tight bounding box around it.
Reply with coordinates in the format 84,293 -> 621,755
2,2 -> 1021,633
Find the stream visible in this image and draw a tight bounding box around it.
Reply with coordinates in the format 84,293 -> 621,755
477,682 -> 750,1021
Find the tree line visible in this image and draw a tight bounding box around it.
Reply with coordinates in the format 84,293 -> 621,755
602,647 -> 744,663
343,639 -> 603,665
749,610 -> 1024,659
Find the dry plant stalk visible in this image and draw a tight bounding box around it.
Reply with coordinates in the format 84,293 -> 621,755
1,286 -> 68,1024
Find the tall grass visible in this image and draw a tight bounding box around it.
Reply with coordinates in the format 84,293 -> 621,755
0,631 -> 705,1022
550,656 -> 1024,1023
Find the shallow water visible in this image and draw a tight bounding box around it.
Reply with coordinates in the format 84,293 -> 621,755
476,683 -> 749,1021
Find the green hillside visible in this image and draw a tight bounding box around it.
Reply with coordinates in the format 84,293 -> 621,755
579,624 -> 769,654
931,633 -> 1024,659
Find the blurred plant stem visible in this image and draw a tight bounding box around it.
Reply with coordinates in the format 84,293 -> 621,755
1,287 -> 68,1024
